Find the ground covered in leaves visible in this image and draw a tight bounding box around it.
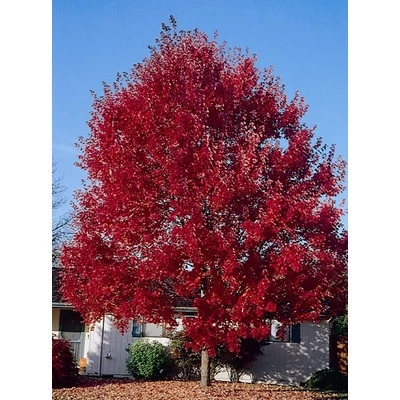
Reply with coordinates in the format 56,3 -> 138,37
52,377 -> 347,400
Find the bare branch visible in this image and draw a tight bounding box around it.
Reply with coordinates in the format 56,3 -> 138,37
52,160 -> 72,266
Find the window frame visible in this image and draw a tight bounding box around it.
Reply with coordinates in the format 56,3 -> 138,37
131,320 -> 143,337
268,320 -> 301,343
142,322 -> 165,338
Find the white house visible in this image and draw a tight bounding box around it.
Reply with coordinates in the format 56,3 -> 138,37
52,267 -> 330,385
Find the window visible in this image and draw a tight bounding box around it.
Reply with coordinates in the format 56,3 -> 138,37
132,321 -> 164,337
143,323 -> 164,337
132,320 -> 142,337
60,310 -> 84,333
268,320 -> 301,343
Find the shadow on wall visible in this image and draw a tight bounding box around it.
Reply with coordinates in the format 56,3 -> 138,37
213,321 -> 330,386
249,322 -> 330,385
86,318 -> 330,384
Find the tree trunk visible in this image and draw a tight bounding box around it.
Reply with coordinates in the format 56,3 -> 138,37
200,349 -> 211,387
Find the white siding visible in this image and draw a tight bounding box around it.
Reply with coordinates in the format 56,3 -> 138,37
86,316 -> 168,377
84,316 -> 329,384
85,320 -> 102,375
82,324 -> 90,361
214,321 -> 330,385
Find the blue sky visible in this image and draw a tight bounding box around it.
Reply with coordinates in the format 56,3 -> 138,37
53,0 -> 348,223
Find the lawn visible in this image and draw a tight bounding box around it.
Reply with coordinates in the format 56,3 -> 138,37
52,377 -> 347,400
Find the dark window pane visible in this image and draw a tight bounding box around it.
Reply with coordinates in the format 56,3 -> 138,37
132,321 -> 142,337
291,324 -> 301,343
60,310 -> 84,333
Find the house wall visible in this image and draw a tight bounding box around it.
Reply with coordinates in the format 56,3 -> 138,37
52,306 -> 90,366
214,321 -> 330,385
81,325 -> 90,364
84,316 -> 329,384
52,308 -> 60,336
86,315 -> 169,377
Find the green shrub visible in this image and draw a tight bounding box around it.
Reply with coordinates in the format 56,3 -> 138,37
52,337 -> 79,388
305,368 -> 348,391
126,340 -> 171,379
331,305 -> 348,336
331,314 -> 348,336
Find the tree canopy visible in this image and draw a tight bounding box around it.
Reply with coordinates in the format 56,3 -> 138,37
61,17 -> 347,360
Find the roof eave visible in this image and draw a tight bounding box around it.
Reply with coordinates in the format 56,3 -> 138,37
52,302 -> 73,309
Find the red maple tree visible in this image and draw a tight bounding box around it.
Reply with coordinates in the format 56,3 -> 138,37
61,17 -> 347,386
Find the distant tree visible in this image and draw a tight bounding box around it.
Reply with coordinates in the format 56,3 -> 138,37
52,161 -> 71,266
331,305 -> 348,336
61,17 -> 348,387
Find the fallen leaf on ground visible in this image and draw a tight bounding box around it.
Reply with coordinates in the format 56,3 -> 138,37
52,378 -> 347,400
